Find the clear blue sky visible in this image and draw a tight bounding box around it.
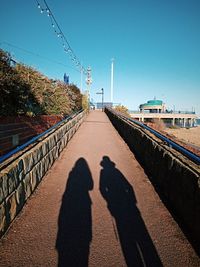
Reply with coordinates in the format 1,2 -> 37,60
1,0 -> 200,115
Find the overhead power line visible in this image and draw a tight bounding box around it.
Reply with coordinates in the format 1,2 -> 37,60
35,0 -> 87,75
0,41 -> 79,71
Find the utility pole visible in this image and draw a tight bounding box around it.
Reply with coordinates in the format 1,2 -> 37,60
101,88 -> 104,111
111,58 -> 114,103
80,66 -> 83,93
86,66 -> 92,109
96,88 -> 104,111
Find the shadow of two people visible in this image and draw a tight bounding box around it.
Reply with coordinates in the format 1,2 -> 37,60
56,156 -> 162,267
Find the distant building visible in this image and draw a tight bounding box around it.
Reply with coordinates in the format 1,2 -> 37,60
64,73 -> 69,84
90,101 -> 95,110
139,99 -> 166,113
96,102 -> 113,110
130,99 -> 197,127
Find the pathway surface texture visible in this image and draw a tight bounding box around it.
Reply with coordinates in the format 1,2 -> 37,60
0,111 -> 200,267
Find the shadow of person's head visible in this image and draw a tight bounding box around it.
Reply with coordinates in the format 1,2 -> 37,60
100,156 -> 116,169
67,157 -> 93,192
99,155 -> 137,207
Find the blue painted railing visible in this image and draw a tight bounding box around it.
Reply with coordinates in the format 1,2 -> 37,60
114,110 -> 200,165
0,110 -> 83,165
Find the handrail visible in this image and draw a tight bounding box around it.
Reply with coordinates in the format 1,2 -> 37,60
0,109 -> 83,165
108,108 -> 200,165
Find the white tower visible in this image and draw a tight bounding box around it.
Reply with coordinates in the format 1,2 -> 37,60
86,66 -> 92,104
111,58 -> 114,103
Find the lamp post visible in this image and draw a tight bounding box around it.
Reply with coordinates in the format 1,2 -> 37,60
96,88 -> 104,111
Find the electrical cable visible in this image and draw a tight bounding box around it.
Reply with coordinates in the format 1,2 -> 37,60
0,41 -> 79,72
35,0 -> 87,75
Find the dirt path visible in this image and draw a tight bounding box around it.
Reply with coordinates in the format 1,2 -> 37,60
0,111 -> 199,267
164,126 -> 200,148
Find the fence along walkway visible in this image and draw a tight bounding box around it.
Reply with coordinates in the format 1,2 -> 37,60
0,110 -> 199,267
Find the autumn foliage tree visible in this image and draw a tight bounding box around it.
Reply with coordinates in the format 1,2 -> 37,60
114,105 -> 130,117
0,48 -> 82,116
0,49 -> 43,115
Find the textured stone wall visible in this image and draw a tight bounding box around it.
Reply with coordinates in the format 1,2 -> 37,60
0,111 -> 85,238
105,108 -> 200,245
0,115 -> 63,156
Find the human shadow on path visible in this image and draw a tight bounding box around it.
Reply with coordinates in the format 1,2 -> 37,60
56,158 -> 93,267
99,156 -> 163,267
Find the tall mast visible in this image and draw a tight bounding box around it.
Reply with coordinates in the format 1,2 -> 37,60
111,58 -> 114,103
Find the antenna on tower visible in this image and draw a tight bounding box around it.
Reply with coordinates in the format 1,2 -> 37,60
111,58 -> 114,103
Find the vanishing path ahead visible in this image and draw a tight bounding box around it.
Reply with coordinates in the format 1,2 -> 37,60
0,111 -> 199,266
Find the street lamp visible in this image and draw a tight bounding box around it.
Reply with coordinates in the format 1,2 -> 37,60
96,88 -> 104,111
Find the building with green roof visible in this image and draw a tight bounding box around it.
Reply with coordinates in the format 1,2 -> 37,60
139,99 -> 166,113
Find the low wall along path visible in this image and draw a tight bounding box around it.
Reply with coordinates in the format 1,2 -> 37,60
0,111 -> 86,238
0,110 -> 199,266
105,108 -> 200,247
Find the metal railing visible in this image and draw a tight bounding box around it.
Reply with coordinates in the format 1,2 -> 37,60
129,110 -> 196,115
0,110 -> 83,165
108,108 -> 200,165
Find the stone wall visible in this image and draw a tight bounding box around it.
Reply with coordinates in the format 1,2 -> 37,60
0,111 -> 86,238
0,115 -> 63,156
105,108 -> 200,246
